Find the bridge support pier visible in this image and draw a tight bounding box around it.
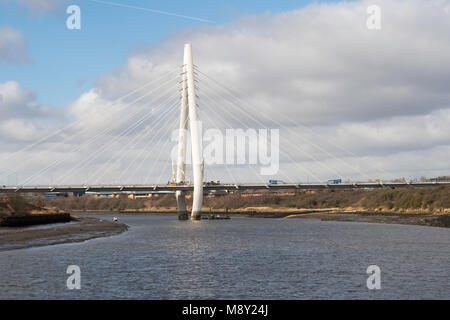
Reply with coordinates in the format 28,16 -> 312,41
176,191 -> 188,220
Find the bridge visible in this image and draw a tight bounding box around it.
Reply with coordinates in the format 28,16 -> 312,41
1,44 -> 447,220
1,181 -> 449,194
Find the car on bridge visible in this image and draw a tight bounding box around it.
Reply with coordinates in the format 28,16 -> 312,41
268,180 -> 285,184
205,181 -> 221,186
327,179 -> 342,184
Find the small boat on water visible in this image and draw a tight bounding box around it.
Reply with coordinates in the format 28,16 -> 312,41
207,213 -> 230,220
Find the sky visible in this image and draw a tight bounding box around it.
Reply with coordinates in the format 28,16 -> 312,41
1,0 -> 450,185
0,0 -> 322,107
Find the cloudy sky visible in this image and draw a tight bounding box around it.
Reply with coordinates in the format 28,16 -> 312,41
0,0 -> 449,185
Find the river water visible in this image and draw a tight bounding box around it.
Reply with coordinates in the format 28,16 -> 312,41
0,214 -> 449,299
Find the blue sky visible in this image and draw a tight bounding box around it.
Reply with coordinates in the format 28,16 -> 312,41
0,0 -> 340,108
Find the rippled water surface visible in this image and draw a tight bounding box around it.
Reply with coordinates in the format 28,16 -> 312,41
0,214 -> 449,299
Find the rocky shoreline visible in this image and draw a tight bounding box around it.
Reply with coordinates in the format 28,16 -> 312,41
0,216 -> 128,251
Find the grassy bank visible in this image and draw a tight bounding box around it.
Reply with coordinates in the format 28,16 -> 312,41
0,193 -> 62,217
36,186 -> 450,215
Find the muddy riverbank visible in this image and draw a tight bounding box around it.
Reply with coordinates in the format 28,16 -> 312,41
285,211 -> 450,228
72,208 -> 450,228
0,216 -> 128,251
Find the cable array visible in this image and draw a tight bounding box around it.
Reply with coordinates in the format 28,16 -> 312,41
0,63 -> 395,186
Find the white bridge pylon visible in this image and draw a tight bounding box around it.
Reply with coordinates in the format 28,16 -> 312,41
176,43 -> 204,220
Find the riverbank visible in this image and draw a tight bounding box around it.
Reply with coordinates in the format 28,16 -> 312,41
0,216 -> 128,251
0,212 -> 71,227
230,208 -> 450,227
72,207 -> 326,218
72,207 -> 450,228
284,211 -> 450,228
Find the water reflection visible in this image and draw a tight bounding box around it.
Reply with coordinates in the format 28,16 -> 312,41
0,214 -> 449,299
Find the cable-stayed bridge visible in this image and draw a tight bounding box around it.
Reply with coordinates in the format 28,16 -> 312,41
1,44 -> 447,220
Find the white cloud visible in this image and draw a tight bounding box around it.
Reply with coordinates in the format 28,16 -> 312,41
0,26 -> 30,64
0,118 -> 42,140
0,81 -> 62,142
0,81 -> 58,119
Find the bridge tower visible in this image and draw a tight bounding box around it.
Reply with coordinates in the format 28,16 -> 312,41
175,45 -> 190,220
176,43 -> 203,220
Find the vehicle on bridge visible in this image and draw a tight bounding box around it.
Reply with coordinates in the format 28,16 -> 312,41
268,180 -> 285,184
205,180 -> 221,186
327,179 -> 342,184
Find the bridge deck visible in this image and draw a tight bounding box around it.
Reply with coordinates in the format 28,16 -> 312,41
0,182 -> 449,194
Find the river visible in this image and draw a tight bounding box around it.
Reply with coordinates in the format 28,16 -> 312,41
0,214 -> 449,299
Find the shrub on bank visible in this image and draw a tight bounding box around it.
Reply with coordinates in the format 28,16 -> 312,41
23,185 -> 450,214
